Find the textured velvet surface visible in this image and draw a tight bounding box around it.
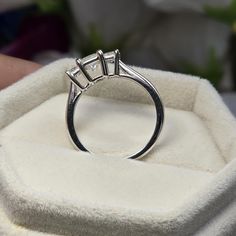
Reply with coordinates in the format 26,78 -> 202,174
0,59 -> 236,235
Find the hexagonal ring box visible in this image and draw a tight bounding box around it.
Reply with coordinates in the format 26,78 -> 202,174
0,58 -> 236,236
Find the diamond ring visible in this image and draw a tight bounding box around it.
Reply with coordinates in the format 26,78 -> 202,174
66,49 -> 164,159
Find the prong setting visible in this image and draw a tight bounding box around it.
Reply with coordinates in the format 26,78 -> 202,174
76,58 -> 93,82
96,50 -> 108,75
114,49 -> 120,75
66,50 -> 123,93
65,70 -> 88,91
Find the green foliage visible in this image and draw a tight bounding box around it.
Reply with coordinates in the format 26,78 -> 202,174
182,49 -> 223,88
205,0 -> 236,90
34,0 -> 67,14
204,0 -> 236,27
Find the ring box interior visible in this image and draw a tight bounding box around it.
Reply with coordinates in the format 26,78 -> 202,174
0,59 -> 236,235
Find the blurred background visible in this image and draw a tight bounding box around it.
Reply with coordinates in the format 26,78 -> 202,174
0,0 -> 236,113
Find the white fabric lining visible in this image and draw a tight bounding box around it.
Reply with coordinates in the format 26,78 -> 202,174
0,59 -> 236,235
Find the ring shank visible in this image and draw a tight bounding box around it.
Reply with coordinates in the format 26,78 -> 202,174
66,63 -> 164,159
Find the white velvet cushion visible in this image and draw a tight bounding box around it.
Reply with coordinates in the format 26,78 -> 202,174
0,59 -> 236,235
0,93 -> 218,212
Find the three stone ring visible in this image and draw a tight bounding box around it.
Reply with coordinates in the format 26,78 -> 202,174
65,49 -> 164,159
